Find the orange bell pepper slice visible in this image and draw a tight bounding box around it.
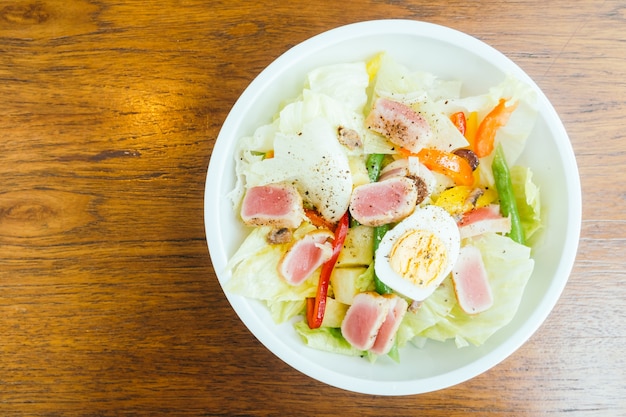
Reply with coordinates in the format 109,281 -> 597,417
450,111 -> 467,136
304,208 -> 335,231
402,147 -> 474,186
417,148 -> 474,186
474,99 -> 518,158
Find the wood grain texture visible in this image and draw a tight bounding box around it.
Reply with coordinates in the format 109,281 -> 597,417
1,0 -> 624,415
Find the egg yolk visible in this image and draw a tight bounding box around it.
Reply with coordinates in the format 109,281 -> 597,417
388,229 -> 448,288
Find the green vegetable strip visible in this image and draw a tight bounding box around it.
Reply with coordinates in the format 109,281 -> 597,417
373,224 -> 394,294
366,153 -> 385,183
349,215 -> 360,228
492,144 -> 526,245
366,153 -> 394,295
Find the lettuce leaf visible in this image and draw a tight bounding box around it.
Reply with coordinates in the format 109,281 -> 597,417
399,233 -> 534,347
305,62 -> 369,113
225,224 -> 319,323
445,73 -> 538,187
294,320 -> 364,357
278,90 -> 367,153
396,278 -> 457,346
510,165 -> 542,242
371,52 -> 462,102
369,53 -> 469,152
442,73 -> 537,165
229,63 -> 370,209
358,263 -> 377,293
228,121 -> 279,209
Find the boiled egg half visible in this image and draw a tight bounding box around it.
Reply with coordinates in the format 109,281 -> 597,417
374,205 -> 461,301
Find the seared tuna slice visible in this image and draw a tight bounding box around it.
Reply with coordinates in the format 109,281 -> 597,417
369,295 -> 408,355
451,245 -> 493,314
340,292 -> 392,351
457,205 -> 511,239
341,292 -> 408,353
278,230 -> 334,286
349,176 -> 418,227
240,183 -> 305,229
365,97 -> 432,153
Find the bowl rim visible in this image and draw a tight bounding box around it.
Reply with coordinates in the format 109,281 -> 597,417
205,19 -> 582,395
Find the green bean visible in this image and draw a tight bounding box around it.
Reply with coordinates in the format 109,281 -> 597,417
365,153 -> 395,294
366,153 -> 385,183
492,144 -> 526,245
373,224 -> 394,295
349,216 -> 360,228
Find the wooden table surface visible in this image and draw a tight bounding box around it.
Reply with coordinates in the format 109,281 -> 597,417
1,0 -> 624,415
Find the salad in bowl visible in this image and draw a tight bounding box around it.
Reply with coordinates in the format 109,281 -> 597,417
205,20 -> 580,395
224,52 -> 541,362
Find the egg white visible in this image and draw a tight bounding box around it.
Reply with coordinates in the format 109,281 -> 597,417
374,205 -> 461,301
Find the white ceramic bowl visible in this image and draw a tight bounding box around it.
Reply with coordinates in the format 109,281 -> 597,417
205,19 -> 581,395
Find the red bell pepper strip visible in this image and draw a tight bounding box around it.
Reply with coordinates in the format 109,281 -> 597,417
474,99 -> 518,158
306,210 -> 350,329
450,111 -> 467,136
